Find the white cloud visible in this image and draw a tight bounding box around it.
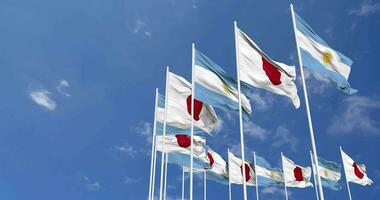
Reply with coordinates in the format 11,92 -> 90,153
328,96 -> 380,135
302,69 -> 332,95
136,122 -> 153,143
349,1 -> 380,16
114,143 -> 137,157
29,89 -> 56,111
56,79 -> 71,97
289,51 -> 296,61
261,186 -> 292,197
124,176 -> 140,184
83,176 -> 100,191
244,121 -> 269,140
229,143 -> 243,157
247,92 -> 274,111
324,27 -> 333,38
132,20 -> 151,36
271,126 -> 298,152
213,119 -> 224,134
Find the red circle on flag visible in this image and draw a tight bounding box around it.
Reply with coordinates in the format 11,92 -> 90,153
262,57 -> 282,85
240,163 -> 251,182
293,166 -> 304,181
175,135 -> 191,148
353,162 -> 364,179
186,95 -> 203,121
207,152 -> 214,168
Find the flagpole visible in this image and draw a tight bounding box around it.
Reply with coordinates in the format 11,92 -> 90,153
204,171 -> 207,200
340,146 -> 353,200
151,126 -> 158,200
148,88 -> 159,200
310,151 -> 320,200
182,167 -> 185,200
253,152 -> 259,200
281,152 -> 289,200
159,67 -> 170,200
228,148 -> 232,200
190,42 -> 195,200
290,4 -> 325,200
234,20 -> 248,200
163,153 -> 169,200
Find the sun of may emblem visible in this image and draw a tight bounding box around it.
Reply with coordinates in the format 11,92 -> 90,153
322,51 -> 333,65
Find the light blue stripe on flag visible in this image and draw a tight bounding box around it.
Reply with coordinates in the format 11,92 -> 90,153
256,155 -> 281,172
300,49 -> 357,94
295,12 -> 357,94
195,50 -> 251,116
206,171 -> 229,185
321,177 -> 342,191
167,152 -> 210,169
158,93 -> 165,108
257,176 -> 284,187
318,157 -> 341,172
195,83 -> 241,114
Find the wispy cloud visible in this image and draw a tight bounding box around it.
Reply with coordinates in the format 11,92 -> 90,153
113,143 -> 137,157
136,122 -> 153,143
123,176 -> 141,184
213,119 -> 224,135
328,96 -> 380,135
271,126 -> 298,152
83,176 -> 100,191
56,79 -> 71,97
132,20 -> 151,36
244,121 -> 269,140
302,69 -> 332,95
261,186 -> 292,197
349,1 -> 380,16
324,27 -> 333,38
247,91 -> 275,111
29,89 -> 57,111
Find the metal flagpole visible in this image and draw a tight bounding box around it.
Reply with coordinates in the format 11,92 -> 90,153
148,88 -> 159,200
340,146 -> 353,200
310,151 -> 320,200
163,153 -> 169,200
253,152 -> 259,200
190,42 -> 195,200
281,152 -> 289,200
290,4 -> 325,200
234,21 -> 248,200
182,166 -> 185,200
151,126 -> 158,200
159,67 -> 170,200
228,148 -> 232,200
204,171 -> 207,200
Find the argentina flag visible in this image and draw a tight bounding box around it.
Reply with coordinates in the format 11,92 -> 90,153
318,157 -> 342,191
255,155 -> 284,186
194,49 -> 252,116
294,12 -> 357,94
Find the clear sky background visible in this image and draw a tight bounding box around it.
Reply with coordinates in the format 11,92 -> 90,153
0,0 -> 380,199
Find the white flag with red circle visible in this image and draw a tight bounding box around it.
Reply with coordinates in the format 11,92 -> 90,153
156,134 -> 207,159
228,151 -> 256,186
282,154 -> 313,188
207,148 -> 228,177
156,72 -> 218,134
341,149 -> 373,186
236,27 -> 300,108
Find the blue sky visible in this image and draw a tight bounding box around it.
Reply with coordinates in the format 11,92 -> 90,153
0,0 -> 380,199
